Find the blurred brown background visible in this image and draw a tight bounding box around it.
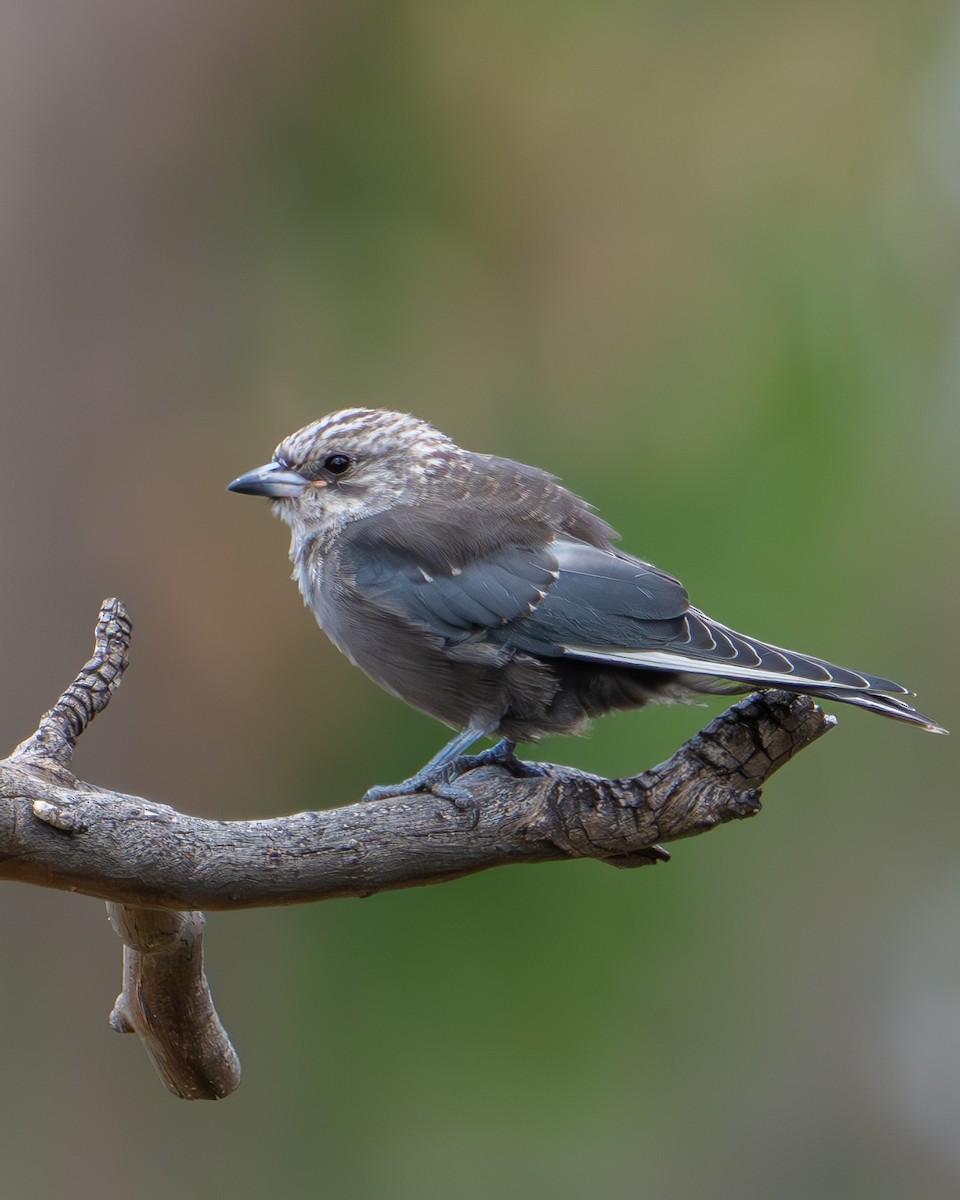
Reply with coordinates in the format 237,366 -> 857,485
1,1 -> 958,1196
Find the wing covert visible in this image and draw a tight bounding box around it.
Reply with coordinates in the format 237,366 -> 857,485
339,507 -> 559,638
500,539 -> 691,651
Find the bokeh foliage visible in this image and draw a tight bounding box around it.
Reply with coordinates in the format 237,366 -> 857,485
0,2 -> 957,1196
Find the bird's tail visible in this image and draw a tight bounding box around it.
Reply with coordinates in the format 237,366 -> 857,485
578,606 -> 949,734
665,612 -> 949,734
686,673 -> 945,732
798,684 -> 947,733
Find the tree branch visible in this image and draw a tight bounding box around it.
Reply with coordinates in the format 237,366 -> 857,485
0,601 -> 835,1099
107,904 -> 241,1100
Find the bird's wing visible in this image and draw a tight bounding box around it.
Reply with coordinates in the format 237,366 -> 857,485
341,512 -> 909,698
509,539 -> 910,695
337,503 -> 563,637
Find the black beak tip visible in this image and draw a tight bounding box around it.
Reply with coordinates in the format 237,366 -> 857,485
227,476 -> 259,495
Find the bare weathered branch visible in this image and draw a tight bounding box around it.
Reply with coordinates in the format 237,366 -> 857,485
107,905 -> 242,1100
12,597 -> 131,767
1,689 -> 832,906
0,601 -> 835,1099
1,600 -> 242,1099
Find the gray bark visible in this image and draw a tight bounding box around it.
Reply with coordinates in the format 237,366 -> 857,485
0,601 -> 834,1100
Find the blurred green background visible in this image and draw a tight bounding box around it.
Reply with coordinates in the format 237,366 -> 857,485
1,1 -> 959,1196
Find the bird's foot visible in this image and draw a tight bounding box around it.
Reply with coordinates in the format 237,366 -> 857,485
362,763 -> 477,803
362,739 -> 541,801
361,740 -> 538,824
362,771 -> 438,804
454,739 -> 544,780
362,764 -> 481,826
361,740 -> 542,834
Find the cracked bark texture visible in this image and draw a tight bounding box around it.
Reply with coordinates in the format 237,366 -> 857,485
0,600 -> 834,1099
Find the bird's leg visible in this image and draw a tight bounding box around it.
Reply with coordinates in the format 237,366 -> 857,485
453,738 -> 545,780
362,727 -> 487,805
420,738 -> 546,828
362,732 -> 545,828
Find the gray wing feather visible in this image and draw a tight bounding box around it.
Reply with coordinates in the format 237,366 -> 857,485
506,541 -> 910,696
351,532 -> 689,645
342,511 -> 911,698
501,539 -> 692,650
348,535 -> 558,639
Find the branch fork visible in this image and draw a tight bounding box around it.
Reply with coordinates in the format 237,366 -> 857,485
0,600 -> 834,1099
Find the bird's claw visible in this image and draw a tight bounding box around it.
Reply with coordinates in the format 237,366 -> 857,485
361,739 -> 543,828
454,739 -> 545,780
429,778 -> 482,827
361,766 -> 481,826
361,775 -> 430,804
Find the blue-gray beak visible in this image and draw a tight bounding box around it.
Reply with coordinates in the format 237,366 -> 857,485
227,462 -> 310,498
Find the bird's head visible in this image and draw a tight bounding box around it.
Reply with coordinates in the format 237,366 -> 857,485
227,408 -> 459,536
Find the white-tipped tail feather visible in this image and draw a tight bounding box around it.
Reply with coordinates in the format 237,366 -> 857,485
561,610 -> 947,734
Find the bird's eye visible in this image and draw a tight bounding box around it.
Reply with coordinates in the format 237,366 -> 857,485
323,454 -> 352,475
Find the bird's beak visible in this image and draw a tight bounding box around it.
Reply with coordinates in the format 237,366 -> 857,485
227,462 -> 310,498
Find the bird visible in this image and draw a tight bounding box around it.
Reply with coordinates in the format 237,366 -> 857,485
228,407 -> 946,800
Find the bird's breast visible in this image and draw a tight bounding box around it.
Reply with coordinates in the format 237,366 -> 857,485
290,537 -> 338,632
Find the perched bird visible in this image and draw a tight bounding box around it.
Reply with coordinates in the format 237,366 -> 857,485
229,408 -> 945,799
